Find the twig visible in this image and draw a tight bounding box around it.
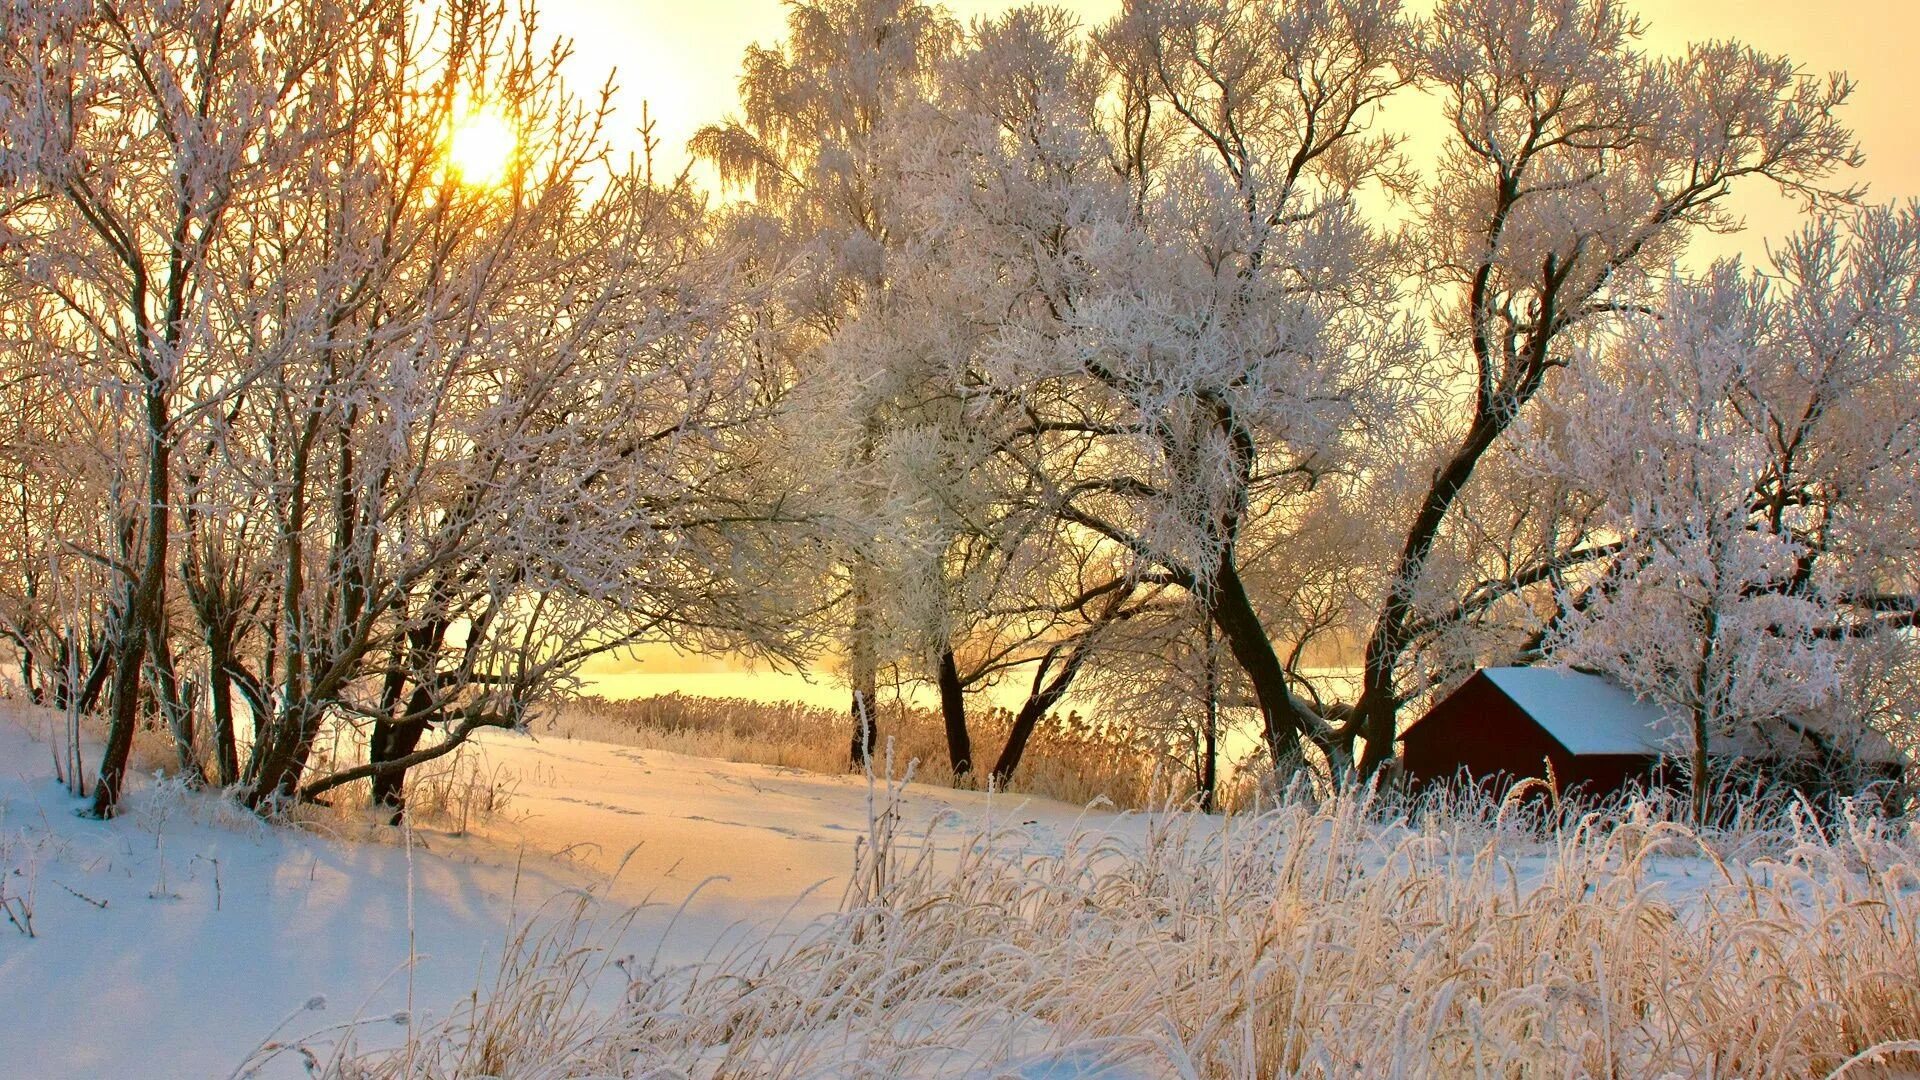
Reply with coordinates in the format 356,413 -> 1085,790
54,879 -> 108,909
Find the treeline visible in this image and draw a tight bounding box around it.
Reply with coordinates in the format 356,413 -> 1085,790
1,0 -> 1915,821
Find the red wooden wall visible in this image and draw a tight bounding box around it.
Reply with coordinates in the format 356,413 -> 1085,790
1399,671 -> 1657,798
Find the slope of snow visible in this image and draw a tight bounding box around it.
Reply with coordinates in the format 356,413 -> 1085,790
0,707 -> 1123,1078
455,728 -> 1115,912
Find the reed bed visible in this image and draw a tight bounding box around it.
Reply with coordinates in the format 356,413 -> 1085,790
546,692 -> 1183,810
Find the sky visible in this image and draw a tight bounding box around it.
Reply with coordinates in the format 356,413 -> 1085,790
536,0 -> 1918,689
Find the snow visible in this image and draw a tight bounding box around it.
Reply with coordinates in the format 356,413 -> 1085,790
0,706 -> 1125,1078
1479,666 -> 1676,756
3,698 -> 1904,1079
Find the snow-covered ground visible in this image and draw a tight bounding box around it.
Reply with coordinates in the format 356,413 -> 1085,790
5,702 -> 1917,1079
0,706 -> 1125,1078
458,725 -> 1122,913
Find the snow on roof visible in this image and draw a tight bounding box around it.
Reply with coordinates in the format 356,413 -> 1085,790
1469,666 -> 1907,765
1480,667 -> 1674,756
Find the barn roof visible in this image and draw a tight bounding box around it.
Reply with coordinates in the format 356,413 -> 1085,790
1413,667 -> 1907,766
1480,667 -> 1668,756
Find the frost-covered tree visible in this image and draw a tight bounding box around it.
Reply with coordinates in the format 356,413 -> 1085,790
218,8 -> 805,816
874,0 -> 1870,787
0,295 -> 119,722
694,0 -> 958,765
1,0 -> 806,817
0,292 -> 127,799
0,0 -> 398,814
4,0 -> 1899,816
891,0 -> 1416,775
1533,206 -> 1920,821
851,7 -> 1173,784
1344,0 -> 1865,776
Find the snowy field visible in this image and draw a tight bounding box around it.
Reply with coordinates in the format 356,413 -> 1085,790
4,702 -> 1920,1078
0,705 -> 1130,1077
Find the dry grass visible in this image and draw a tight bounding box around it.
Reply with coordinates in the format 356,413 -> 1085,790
291,723 -> 522,840
0,813 -> 63,938
6,699 -> 519,840
305,769 -> 1920,1079
546,692 -> 1181,810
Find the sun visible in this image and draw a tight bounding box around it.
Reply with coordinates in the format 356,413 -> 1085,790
446,103 -> 517,188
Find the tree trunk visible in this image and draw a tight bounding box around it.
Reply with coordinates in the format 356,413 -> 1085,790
207,640 -> 240,787
149,625 -> 204,786
1353,414 -> 1507,778
90,625 -> 148,818
364,613 -> 454,822
1689,600 -> 1722,828
1690,703 -> 1711,828
370,678 -> 436,823
1207,558 -> 1311,775
937,648 -> 972,779
245,705 -> 324,811
75,636 -> 110,715
51,637 -> 70,711
989,647 -> 1088,789
847,566 -> 880,768
92,389 -> 171,817
369,716 -> 431,823
55,634 -> 111,715
1199,620 -> 1219,813
19,645 -> 38,707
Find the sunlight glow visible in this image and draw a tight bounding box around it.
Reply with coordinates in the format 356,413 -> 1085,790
446,103 -> 518,188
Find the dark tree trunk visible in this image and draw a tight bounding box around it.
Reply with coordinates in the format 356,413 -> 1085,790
1207,558 -> 1312,773
90,627 -> 148,818
208,643 -> 240,787
245,705 -> 326,811
76,638 -> 110,715
253,622 -> 277,746
989,647 -> 1087,789
19,646 -> 38,706
1199,621 -> 1219,813
182,533 -> 251,789
368,719 -> 429,810
369,712 -> 431,824
937,648 -> 972,779
1353,414 -> 1505,777
149,625 -> 205,786
51,637 -> 70,710
989,576 -> 1135,791
94,406 -> 171,818
847,567 -> 880,769
1351,232 -> 1571,779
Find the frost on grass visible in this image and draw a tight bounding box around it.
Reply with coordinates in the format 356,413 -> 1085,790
311,774 -> 1920,1079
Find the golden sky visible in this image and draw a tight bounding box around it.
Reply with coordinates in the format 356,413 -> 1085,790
546,0 -> 1916,253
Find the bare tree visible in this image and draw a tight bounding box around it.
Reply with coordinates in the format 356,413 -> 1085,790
1346,0 -> 1863,775
1537,206 -> 1920,821
694,0 -> 958,766
0,0 -> 390,814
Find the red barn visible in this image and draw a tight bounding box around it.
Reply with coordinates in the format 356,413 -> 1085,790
1397,666 -> 1906,799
